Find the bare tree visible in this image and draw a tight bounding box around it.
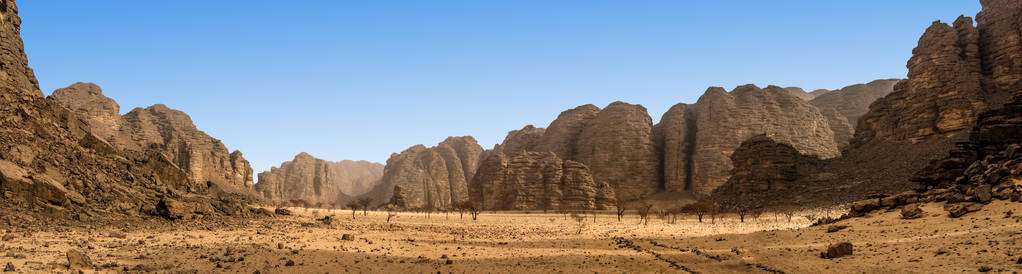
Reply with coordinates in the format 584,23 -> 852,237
613,199 -> 628,222
466,202 -> 481,221
636,202 -> 654,226
357,197 -> 373,216
345,200 -> 360,219
770,204 -> 800,223
385,205 -> 399,223
570,212 -> 586,234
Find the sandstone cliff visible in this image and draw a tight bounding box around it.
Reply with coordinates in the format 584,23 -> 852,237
51,83 -> 255,192
0,0 -> 260,222
808,79 -> 899,147
368,136 -> 483,208
655,85 -> 840,195
469,151 -> 614,210
255,153 -> 383,207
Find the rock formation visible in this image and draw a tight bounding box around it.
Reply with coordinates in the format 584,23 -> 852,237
808,79 -> 900,147
368,136 -> 483,208
0,0 -> 260,221
51,83 -> 255,191
254,152 -> 383,207
469,151 -> 615,210
534,104 -> 600,160
655,85 -> 840,195
574,102 -> 660,201
492,125 -> 545,155
711,135 -> 824,207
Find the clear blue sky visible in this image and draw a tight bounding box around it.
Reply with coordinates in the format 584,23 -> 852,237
18,1 -> 980,176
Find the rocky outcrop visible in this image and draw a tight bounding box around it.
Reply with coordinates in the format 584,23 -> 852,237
0,0 -> 261,221
839,2 -> 1022,200
255,152 -> 383,207
468,151 -> 615,210
368,136 -> 483,208
808,79 -> 899,147
711,135 -> 824,207
656,85 -> 840,195
574,102 -> 660,201
853,18 -> 985,147
492,125 -> 545,155
51,83 -> 255,191
534,104 -> 600,160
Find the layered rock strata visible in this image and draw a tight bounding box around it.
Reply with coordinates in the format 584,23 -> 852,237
368,136 -> 482,208
51,83 -> 255,191
255,152 -> 383,207
469,151 -> 615,210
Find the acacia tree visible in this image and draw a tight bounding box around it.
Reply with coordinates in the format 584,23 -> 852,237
345,200 -> 360,219
682,199 -> 718,223
771,204 -> 800,223
613,199 -> 628,222
357,197 -> 373,216
636,202 -> 654,226
570,212 -> 586,234
466,202 -> 481,221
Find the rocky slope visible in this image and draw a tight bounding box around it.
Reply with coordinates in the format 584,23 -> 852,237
368,137 -> 483,208
718,1 -> 1022,207
51,82 -> 255,192
255,153 -> 383,207
0,0 -> 260,223
469,151 -> 615,210
655,85 -> 840,195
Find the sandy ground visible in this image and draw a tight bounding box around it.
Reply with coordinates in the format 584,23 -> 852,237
1,201 -> 1020,273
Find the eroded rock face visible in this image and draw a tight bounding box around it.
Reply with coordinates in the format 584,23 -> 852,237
468,151 -> 614,210
255,152 -> 383,207
711,135 -> 824,207
574,101 -> 660,201
658,85 -> 839,195
534,104 -> 600,160
369,136 -> 483,208
1,0 -> 260,221
51,83 -> 255,191
853,18 -> 986,147
492,125 -> 545,155
808,79 -> 900,147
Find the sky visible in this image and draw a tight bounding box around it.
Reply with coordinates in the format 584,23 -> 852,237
17,1 -> 981,177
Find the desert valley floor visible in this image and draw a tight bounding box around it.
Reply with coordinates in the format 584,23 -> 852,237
2,201 -> 1020,273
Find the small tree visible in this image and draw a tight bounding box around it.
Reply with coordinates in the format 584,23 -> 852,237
771,204 -> 800,223
385,205 -> 399,223
570,212 -> 586,234
466,202 -> 481,221
681,200 -> 708,223
613,199 -> 628,222
357,197 -> 373,216
345,200 -> 360,219
636,202 -> 654,226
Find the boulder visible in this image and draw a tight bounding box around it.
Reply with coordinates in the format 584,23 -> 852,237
66,250 -> 93,270
901,204 -> 924,219
821,242 -> 853,259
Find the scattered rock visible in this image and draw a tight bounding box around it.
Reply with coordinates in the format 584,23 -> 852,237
978,265 -> 992,272
826,225 -> 848,233
820,242 -> 853,259
901,204 -> 924,219
341,234 -> 354,241
3,262 -> 14,272
274,208 -> 292,216
66,250 -> 94,269
284,260 -> 295,267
